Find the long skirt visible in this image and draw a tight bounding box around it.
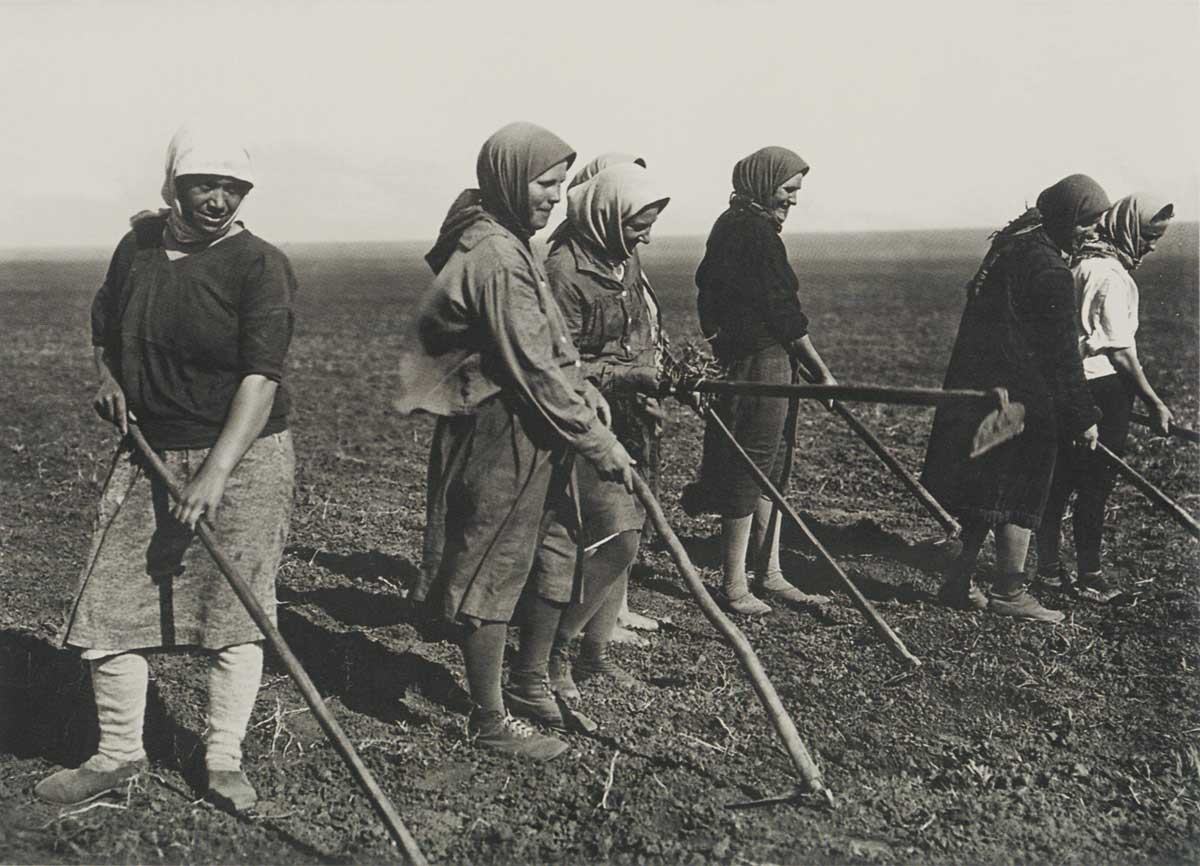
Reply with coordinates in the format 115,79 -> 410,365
694,343 -> 797,518
920,281 -> 1057,529
61,431 -> 295,651
416,395 -> 578,625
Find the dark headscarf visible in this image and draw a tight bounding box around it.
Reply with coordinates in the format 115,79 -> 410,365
425,121 -> 575,273
1035,174 -> 1110,251
477,121 -> 575,236
731,146 -> 810,209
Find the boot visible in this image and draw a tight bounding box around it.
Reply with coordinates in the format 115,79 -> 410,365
574,644 -> 638,688
206,769 -> 257,813
468,710 -> 567,761
548,641 -> 579,701
503,674 -> 566,730
759,571 -> 831,607
987,576 -> 1065,624
34,756 -> 146,807
937,550 -> 988,611
1076,571 -> 1120,604
1034,561 -> 1073,593
723,590 -> 772,616
938,577 -> 988,611
617,608 -> 659,632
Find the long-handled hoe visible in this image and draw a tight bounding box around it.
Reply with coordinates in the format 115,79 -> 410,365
1096,442 -> 1200,540
630,472 -> 834,809
126,424 -> 429,866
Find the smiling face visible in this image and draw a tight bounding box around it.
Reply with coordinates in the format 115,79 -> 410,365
769,172 -> 805,225
526,161 -> 569,232
621,204 -> 663,252
177,174 -> 250,235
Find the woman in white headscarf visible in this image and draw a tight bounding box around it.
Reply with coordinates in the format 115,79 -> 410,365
504,164 -> 670,721
1036,194 -> 1175,602
37,123 -> 298,813
549,152 -> 660,642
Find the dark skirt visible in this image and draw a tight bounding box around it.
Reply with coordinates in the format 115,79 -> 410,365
61,431 -> 295,651
694,344 -> 797,518
416,395 -> 578,624
920,286 -> 1058,529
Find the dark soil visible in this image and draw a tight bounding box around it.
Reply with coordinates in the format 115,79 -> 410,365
1,232 -> 1198,865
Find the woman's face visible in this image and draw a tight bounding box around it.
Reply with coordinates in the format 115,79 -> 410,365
177,174 -> 250,234
621,205 -> 663,251
527,162 -> 569,232
769,173 -> 805,224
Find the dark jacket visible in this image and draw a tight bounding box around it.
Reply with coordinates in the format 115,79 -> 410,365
921,229 -> 1101,528
695,205 -> 809,363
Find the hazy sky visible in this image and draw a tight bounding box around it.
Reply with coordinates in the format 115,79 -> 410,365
3,0 -> 1197,247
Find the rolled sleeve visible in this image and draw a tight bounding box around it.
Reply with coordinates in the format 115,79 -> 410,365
1081,267 -> 1137,354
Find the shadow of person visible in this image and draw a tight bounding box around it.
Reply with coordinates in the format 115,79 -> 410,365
782,511 -> 960,574
286,546 -> 419,587
0,629 -> 96,768
0,631 -> 208,796
275,606 -> 471,725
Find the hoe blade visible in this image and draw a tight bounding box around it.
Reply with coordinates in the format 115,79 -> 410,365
971,401 -> 1025,458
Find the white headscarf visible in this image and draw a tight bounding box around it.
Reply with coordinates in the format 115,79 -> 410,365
568,152 -> 646,190
567,163 -> 669,262
160,122 -> 255,245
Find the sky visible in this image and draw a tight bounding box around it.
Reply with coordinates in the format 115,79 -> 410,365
2,0 -> 1198,247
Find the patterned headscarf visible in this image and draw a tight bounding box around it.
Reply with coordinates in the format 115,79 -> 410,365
567,163 -> 670,262
1094,194 -> 1175,270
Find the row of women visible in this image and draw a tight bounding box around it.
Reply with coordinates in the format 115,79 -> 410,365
34,121 -> 1176,813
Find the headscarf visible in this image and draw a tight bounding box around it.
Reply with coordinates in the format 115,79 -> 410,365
1035,174 -> 1110,252
155,122 -> 255,246
548,152 -> 647,246
567,163 -> 670,262
731,146 -> 809,210
426,121 -> 575,273
1088,193 -> 1175,271
568,152 -> 646,190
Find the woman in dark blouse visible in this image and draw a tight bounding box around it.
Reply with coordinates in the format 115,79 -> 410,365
691,146 -> 837,616
38,124 -> 297,813
921,174 -> 1106,623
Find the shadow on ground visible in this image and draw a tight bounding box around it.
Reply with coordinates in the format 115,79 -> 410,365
0,629 -> 204,787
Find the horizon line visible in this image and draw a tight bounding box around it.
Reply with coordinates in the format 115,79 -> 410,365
3,221 -> 1198,257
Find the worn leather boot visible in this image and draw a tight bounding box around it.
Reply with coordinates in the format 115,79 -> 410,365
206,769 -> 257,813
574,644 -> 638,688
987,575 -> 1065,624
35,756 -> 146,806
548,641 -> 580,701
468,710 -> 567,761
938,578 -> 988,611
760,571 -> 831,607
503,674 -> 566,731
